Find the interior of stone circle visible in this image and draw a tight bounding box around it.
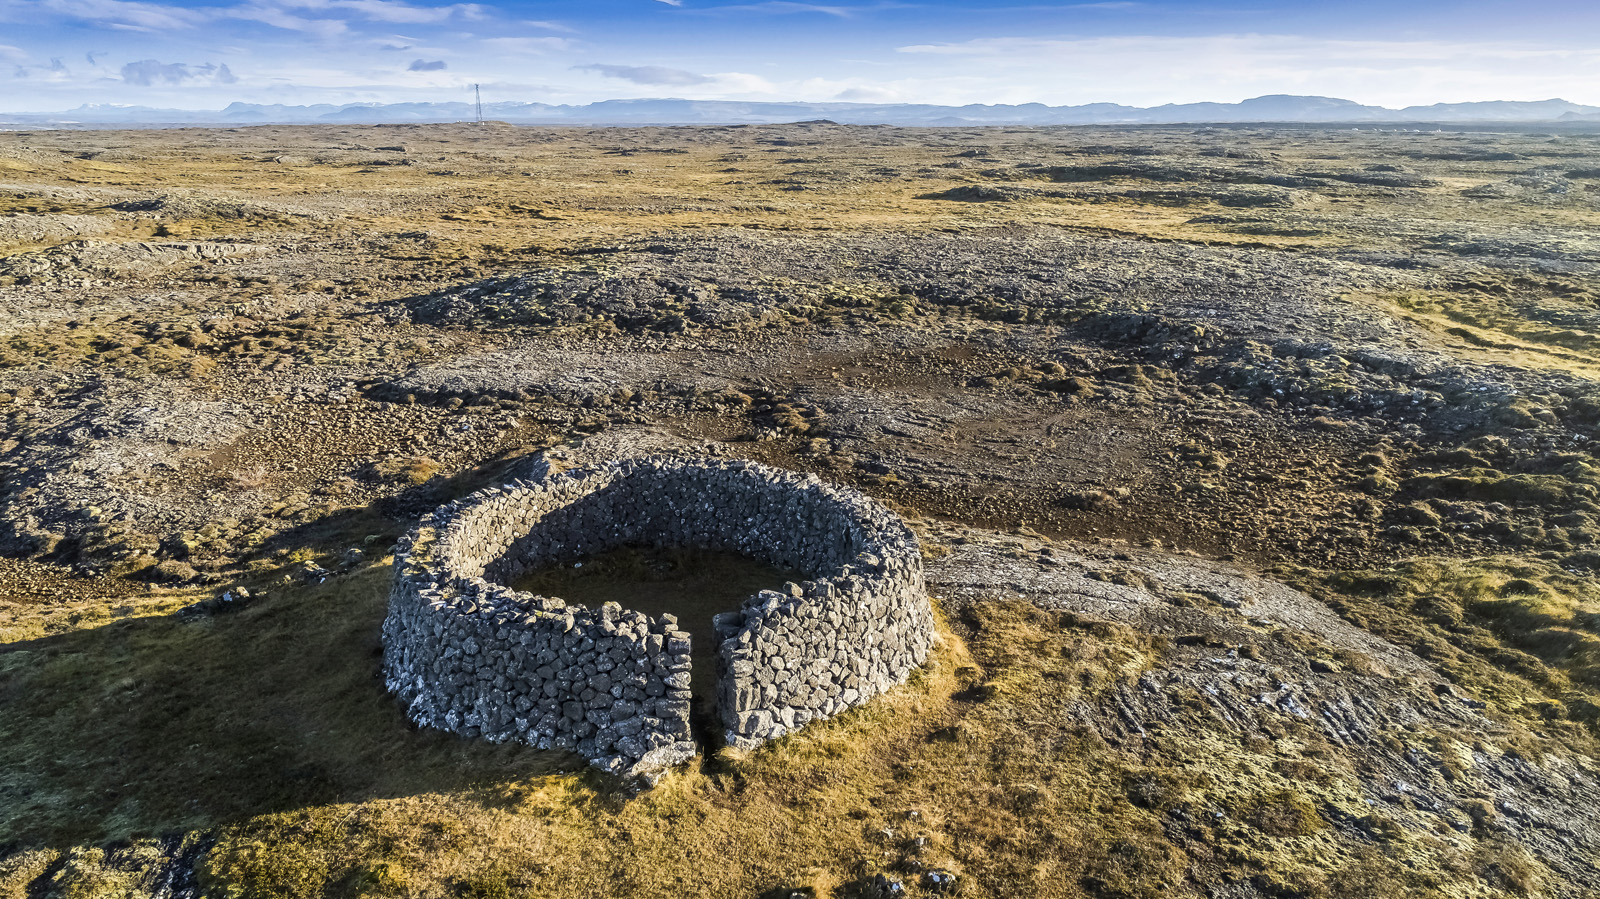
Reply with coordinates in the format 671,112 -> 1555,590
477,469 -> 865,743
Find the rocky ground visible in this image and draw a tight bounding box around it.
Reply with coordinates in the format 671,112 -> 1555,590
1,122 -> 1598,898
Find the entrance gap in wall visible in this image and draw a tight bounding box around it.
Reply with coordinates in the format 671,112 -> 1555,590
511,545 -> 798,746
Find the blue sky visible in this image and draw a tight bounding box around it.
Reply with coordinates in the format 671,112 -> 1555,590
0,0 -> 1597,111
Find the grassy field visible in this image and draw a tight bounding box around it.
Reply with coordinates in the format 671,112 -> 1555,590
3,122 -> 1599,897
0,548 -> 1572,899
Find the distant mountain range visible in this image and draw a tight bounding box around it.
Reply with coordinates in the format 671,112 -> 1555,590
4,95 -> 1600,128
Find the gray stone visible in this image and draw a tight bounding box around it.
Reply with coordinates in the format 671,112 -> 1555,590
380,456 -> 933,783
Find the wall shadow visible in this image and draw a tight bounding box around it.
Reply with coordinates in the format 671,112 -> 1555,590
0,563 -> 578,851
241,442 -> 557,568
509,544 -> 800,745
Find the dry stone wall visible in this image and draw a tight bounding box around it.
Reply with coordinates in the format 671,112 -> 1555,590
383,457 -> 934,779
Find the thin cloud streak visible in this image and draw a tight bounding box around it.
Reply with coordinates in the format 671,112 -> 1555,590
689,1 -> 910,18
521,19 -> 577,32
7,0 -> 487,34
574,63 -> 713,85
482,36 -> 573,52
30,0 -> 206,31
284,0 -> 486,24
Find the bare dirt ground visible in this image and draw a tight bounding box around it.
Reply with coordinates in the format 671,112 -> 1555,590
1,121 -> 1599,899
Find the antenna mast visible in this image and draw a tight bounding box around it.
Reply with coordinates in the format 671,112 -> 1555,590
474,83 -> 483,124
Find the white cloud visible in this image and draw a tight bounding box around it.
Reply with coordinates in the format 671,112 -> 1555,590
5,3 -> 1594,112
2,0 -> 486,37
895,34 -> 1600,107
228,3 -> 349,36
281,0 -> 486,24
691,0 -> 914,16
698,1 -> 856,16
9,54 -> 74,81
521,19 -> 576,33
575,63 -> 713,85
558,64 -> 775,97
708,71 -> 775,93
121,58 -> 238,85
32,0 -> 205,31
483,36 -> 573,53
833,85 -> 900,102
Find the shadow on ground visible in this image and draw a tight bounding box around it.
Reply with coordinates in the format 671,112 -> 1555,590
0,561 -> 577,850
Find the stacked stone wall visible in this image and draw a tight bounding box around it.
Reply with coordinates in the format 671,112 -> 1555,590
382,457 -> 934,778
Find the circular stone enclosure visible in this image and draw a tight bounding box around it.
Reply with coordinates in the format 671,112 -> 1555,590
383,457 -> 935,779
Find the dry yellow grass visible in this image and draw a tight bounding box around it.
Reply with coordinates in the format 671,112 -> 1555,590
5,123 -> 1597,897
1316,556 -> 1600,730
0,561 -> 1551,899
1372,285 -> 1600,380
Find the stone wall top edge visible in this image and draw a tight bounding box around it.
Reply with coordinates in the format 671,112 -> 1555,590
392,455 -> 923,631
426,458 -> 916,549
